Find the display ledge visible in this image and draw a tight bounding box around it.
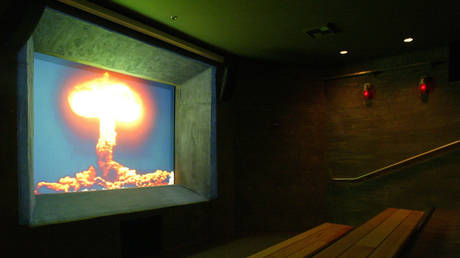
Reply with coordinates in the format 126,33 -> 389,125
31,185 -> 207,226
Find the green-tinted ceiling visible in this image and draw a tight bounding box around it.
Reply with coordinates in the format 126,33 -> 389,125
109,0 -> 460,65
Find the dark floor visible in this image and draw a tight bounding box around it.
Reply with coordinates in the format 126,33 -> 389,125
401,208 -> 460,258
184,232 -> 298,257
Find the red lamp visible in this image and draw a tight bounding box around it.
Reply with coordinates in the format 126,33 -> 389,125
420,83 -> 427,92
363,83 -> 374,100
419,77 -> 432,102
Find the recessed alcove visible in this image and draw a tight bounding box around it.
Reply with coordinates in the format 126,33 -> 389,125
18,7 -> 217,226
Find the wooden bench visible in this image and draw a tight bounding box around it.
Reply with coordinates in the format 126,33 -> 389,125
249,208 -> 426,258
314,208 -> 425,258
248,223 -> 354,257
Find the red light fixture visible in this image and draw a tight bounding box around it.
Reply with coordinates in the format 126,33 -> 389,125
363,83 -> 374,99
419,77 -> 432,102
363,90 -> 369,97
420,83 -> 427,92
363,83 -> 375,106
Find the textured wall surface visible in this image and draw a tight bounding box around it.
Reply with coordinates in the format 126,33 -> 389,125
17,38 -> 35,224
232,47 -> 460,233
32,185 -> 207,225
33,8 -> 211,85
325,47 -> 460,178
327,148 -> 460,226
324,47 -> 460,225
176,68 -> 216,199
233,61 -> 328,232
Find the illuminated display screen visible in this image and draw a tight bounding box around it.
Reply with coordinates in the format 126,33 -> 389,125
33,53 -> 175,194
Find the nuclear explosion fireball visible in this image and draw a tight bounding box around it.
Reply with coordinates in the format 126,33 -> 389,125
68,72 -> 142,123
35,73 -> 173,194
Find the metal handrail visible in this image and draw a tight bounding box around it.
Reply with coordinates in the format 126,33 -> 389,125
323,61 -> 444,81
331,140 -> 460,182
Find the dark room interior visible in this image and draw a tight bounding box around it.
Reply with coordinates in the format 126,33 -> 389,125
3,0 -> 460,257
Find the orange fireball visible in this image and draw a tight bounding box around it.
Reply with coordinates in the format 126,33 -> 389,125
68,72 -> 142,123
35,73 -> 173,194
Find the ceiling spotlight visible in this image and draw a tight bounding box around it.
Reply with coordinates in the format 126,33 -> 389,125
403,37 -> 414,43
340,50 -> 349,55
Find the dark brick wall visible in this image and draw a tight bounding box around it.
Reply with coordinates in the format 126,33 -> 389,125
232,47 -> 460,233
327,148 -> 460,227
325,47 -> 460,178
324,46 -> 460,225
233,60 -> 328,232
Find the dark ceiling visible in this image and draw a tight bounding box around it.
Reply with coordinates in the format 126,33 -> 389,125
60,1 -> 460,65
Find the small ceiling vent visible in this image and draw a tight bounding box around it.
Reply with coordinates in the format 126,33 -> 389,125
305,23 -> 339,38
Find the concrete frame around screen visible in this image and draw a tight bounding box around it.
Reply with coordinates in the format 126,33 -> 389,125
17,7 -> 217,226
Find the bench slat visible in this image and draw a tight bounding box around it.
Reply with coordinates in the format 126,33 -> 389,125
248,223 -> 332,258
288,226 -> 353,258
287,240 -> 330,258
249,223 -> 352,258
267,225 -> 351,257
370,210 -> 425,258
339,209 -> 412,257
314,208 -> 397,258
